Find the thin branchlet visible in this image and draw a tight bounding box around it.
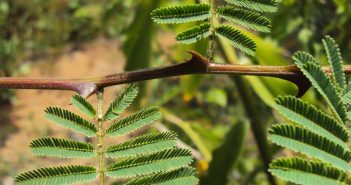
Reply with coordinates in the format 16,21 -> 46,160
1,51 -> 351,98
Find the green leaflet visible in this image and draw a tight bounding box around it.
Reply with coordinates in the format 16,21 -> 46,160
215,25 -> 256,56
125,167 -> 198,185
104,83 -> 138,121
30,137 -> 96,158
293,52 -> 347,123
224,0 -> 278,13
176,23 -> 211,44
106,148 -> 193,179
270,157 -> 351,185
275,96 -> 349,149
44,107 -> 97,137
269,125 -> 351,172
151,4 -> 211,24
322,36 -> 346,90
71,94 -> 96,119
106,106 -> 161,137
15,165 -> 97,185
217,6 -> 271,33
106,132 -> 177,158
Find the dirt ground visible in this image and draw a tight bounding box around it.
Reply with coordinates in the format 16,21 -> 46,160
0,38 -> 127,185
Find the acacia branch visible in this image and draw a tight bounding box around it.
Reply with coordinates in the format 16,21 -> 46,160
1,51 -> 350,97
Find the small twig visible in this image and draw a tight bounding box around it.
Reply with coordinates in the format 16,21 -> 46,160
1,51 -> 350,97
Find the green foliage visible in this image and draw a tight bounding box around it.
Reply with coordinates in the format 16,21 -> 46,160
269,36 -> 351,185
71,95 -> 96,119
322,36 -> 346,90
124,167 -> 198,185
151,4 -> 212,24
269,125 -> 351,171
293,52 -> 347,123
44,107 -> 97,137
15,165 -> 97,185
224,0 -> 278,13
151,0 -> 279,56
106,148 -> 193,179
201,121 -> 247,185
104,83 -> 139,121
176,23 -> 211,44
270,0 -> 351,62
270,158 -> 351,185
106,106 -> 161,137
215,25 -> 256,56
30,137 -> 95,158
16,84 -> 197,185
123,1 -> 160,103
106,132 -> 177,158
217,6 -> 271,33
275,96 -> 349,148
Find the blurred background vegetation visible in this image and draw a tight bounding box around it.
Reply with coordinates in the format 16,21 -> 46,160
0,0 -> 350,184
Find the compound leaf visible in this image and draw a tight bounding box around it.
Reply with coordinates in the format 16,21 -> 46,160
217,6 -> 271,33
270,37 -> 351,185
30,137 -> 96,158
151,4 -> 211,24
106,148 -> 193,179
44,107 -> 97,137
15,165 -> 97,185
215,25 -> 256,56
106,106 -> 161,137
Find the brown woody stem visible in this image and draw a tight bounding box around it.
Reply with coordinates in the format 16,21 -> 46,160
1,51 -> 350,97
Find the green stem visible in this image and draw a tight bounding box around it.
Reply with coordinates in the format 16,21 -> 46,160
206,0 -> 216,60
97,89 -> 105,185
217,39 -> 277,185
233,77 -> 276,185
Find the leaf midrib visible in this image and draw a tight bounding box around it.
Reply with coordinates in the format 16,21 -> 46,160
108,156 -> 191,171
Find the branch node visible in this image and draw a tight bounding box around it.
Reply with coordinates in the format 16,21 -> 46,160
186,50 -> 210,72
74,82 -> 98,98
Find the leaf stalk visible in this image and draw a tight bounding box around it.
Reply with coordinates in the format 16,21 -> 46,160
97,89 -> 105,185
206,0 -> 216,60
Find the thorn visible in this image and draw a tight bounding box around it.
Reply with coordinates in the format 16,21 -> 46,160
186,50 -> 210,65
75,83 -> 98,99
279,76 -> 311,97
